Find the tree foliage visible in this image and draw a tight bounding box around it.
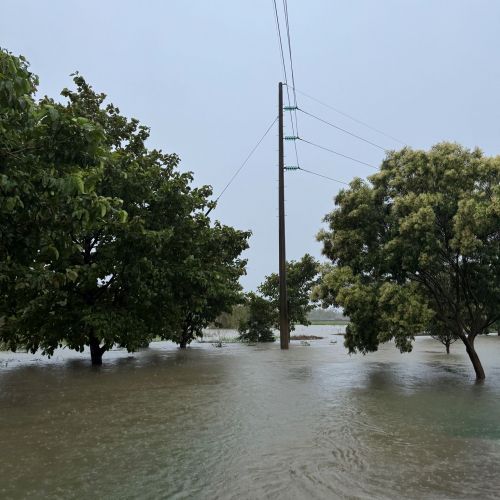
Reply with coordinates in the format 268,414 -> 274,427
214,304 -> 248,330
259,254 -> 319,331
0,49 -> 250,364
167,222 -> 250,348
238,293 -> 275,343
428,320 -> 458,354
237,254 -> 319,343
314,143 -> 500,379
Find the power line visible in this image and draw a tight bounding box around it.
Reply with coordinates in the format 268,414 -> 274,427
299,137 -> 377,169
206,116 -> 278,215
272,0 -> 300,168
282,0 -> 296,106
290,85 -> 407,146
272,0 -> 289,91
298,167 -> 350,185
281,0 -> 301,170
282,0 -> 299,133
290,121 -> 301,169
299,108 -> 387,151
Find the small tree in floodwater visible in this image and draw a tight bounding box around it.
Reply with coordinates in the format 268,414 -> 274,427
314,143 -> 500,380
238,255 -> 319,343
259,254 -> 319,332
166,223 -> 250,349
429,322 -> 459,354
238,293 -> 275,343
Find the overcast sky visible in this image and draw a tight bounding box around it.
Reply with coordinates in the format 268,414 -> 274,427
2,0 -> 500,289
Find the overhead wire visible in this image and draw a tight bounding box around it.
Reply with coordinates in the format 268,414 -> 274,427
209,2 -> 401,218
281,0 -> 301,169
272,0 -> 289,94
282,0 -> 299,133
206,116 -> 278,216
272,2 -> 375,192
272,0 -> 300,168
298,167 -> 350,185
298,108 -> 388,151
289,85 -> 407,146
299,137 -> 378,169
282,0 -> 297,106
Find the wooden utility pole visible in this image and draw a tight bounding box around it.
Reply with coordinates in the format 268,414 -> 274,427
278,82 -> 289,349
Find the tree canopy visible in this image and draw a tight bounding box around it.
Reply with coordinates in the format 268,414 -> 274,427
238,254 -> 319,343
314,143 -> 500,379
259,253 -> 319,332
238,292 -> 276,343
0,49 -> 250,364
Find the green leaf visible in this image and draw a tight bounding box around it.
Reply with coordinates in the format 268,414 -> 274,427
47,246 -> 59,261
118,210 -> 128,223
66,269 -> 78,282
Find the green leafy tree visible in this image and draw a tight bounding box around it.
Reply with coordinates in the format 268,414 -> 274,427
238,255 -> 319,343
428,321 -> 458,354
166,222 -> 250,348
214,304 -> 249,329
238,293 -> 275,343
0,50 -> 250,364
0,51 -> 126,364
314,143 -> 499,380
259,254 -> 319,332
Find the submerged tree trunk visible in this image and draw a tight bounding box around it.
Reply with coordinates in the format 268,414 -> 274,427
445,341 -> 450,355
179,322 -> 194,349
89,335 -> 104,366
179,327 -> 189,349
462,335 -> 485,380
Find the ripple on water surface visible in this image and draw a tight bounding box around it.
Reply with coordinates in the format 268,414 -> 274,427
0,332 -> 500,499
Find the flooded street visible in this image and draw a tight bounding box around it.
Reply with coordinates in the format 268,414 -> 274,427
1,327 -> 499,499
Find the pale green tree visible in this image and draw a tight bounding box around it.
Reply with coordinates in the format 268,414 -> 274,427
314,143 -> 500,380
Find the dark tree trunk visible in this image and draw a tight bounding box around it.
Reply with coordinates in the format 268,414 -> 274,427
445,342 -> 450,355
179,324 -> 191,349
89,336 -> 104,366
462,335 -> 485,380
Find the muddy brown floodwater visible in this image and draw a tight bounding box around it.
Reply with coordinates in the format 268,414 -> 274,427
1,326 -> 499,499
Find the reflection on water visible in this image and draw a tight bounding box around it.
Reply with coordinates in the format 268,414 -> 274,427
1,328 -> 499,499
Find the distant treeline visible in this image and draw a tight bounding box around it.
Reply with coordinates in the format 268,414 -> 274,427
307,308 -> 348,322
213,306 -> 347,329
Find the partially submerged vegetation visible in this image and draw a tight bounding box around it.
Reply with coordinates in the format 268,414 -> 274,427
314,144 -> 500,379
290,335 -> 323,340
1,49 -> 498,380
238,254 -> 319,342
0,50 -> 249,364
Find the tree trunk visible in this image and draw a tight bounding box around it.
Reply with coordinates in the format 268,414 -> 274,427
89,336 -> 103,366
462,335 -> 485,380
179,324 -> 191,349
445,342 -> 450,355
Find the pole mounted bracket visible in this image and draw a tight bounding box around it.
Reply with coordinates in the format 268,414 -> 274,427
284,166 -> 299,171
283,106 -> 298,111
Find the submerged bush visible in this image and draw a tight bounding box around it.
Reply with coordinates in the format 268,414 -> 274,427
238,293 -> 275,343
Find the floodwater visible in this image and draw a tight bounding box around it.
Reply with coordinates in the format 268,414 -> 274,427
1,327 -> 499,500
